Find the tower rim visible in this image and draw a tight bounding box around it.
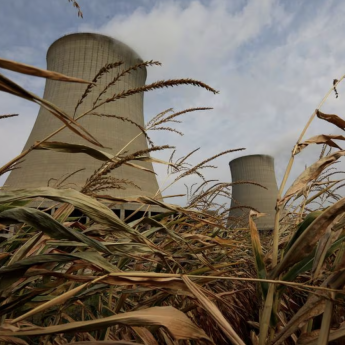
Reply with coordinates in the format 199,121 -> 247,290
47,32 -> 144,63
229,154 -> 274,166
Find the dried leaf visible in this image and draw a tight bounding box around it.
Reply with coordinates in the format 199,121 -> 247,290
272,256 -> 345,345
314,299 -> 333,345
132,326 -> 160,345
71,251 -> 120,273
283,211 -> 323,254
181,275 -> 245,345
0,254 -> 77,276
34,142 -> 171,170
271,297 -> 326,344
271,198 -> 345,279
34,141 -> 113,161
259,284 -> 275,345
316,109 -> 345,130
68,340 -> 142,345
0,207 -> 111,254
99,274 -> 188,292
0,73 -> 102,147
280,151 -> 345,206
97,194 -> 199,215
7,232 -> 42,265
0,251 -> 120,281
310,228 -> 336,280
0,114 -> 18,120
10,282 -> 89,324
250,331 -> 259,345
133,155 -> 173,166
98,194 -> 225,230
249,211 -> 268,298
124,161 -> 156,174
296,134 -> 345,154
0,307 -> 211,342
298,322 -> 345,345
0,336 -> 28,345
0,57 -> 91,84
0,187 -> 138,236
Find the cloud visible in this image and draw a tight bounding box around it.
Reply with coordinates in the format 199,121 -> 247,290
77,0 -> 345,203
0,94 -> 39,186
2,0 -> 345,207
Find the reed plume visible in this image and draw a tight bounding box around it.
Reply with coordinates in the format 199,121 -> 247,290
74,61 -> 124,116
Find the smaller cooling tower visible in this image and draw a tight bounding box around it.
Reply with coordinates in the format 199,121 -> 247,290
228,154 -> 278,230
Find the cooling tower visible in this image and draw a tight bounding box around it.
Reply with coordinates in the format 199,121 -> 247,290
228,154 -> 278,230
4,33 -> 162,216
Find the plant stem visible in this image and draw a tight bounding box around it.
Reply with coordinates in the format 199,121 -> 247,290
272,76 -> 345,266
0,98 -> 104,176
266,76 -> 345,342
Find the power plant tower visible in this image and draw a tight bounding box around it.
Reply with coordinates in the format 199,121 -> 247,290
228,154 -> 278,230
4,33 -> 162,217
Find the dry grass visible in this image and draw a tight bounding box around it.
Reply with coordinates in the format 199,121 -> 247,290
68,0 -> 83,18
82,145 -> 174,195
92,60 -> 161,108
0,114 -> 18,119
74,61 -> 124,116
1,7 -> 345,343
89,112 -> 154,147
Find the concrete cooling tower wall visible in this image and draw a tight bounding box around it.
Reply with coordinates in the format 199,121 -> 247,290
228,154 -> 278,230
4,33 -> 162,214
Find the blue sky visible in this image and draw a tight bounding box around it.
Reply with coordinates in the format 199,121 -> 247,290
1,0 -> 345,204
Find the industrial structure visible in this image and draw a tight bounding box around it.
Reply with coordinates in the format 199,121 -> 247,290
228,154 -> 279,230
4,33 -> 163,218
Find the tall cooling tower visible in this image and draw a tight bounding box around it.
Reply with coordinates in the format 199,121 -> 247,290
4,33 -> 162,216
228,155 -> 278,230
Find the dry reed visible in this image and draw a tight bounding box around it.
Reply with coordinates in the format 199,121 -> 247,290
74,61 -> 124,116
0,113 -> 18,119
68,0 -> 83,18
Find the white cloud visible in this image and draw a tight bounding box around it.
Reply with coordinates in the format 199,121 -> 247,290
78,0 -> 345,203
0,93 -> 39,186
2,0 -> 345,207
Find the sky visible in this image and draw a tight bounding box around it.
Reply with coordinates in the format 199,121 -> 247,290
1,0 -> 345,206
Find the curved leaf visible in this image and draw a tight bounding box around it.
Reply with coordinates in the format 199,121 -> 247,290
271,198 -> 345,279
0,187 -> 137,236
182,275 -> 245,345
283,211 -> 323,254
249,212 -> 268,298
0,306 -> 211,343
279,151 -> 345,206
0,57 -> 91,84
34,142 -> 113,161
296,134 -> 345,154
0,207 -> 110,254
0,73 -> 102,147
